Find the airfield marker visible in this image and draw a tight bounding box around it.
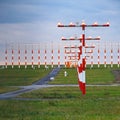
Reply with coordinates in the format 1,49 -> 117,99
58,21 -> 109,95
11,49 -> 14,68
45,48 -> 47,68
25,48 -> 27,69
18,49 -> 21,68
5,49 -> 7,68
104,45 -> 107,68
31,47 -> 34,68
98,45 -> 100,68
118,44 -> 120,68
38,49 -> 40,68
58,47 -> 60,67
110,43 -> 113,68
51,43 -> 54,68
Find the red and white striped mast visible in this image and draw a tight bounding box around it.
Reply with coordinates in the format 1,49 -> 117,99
5,43 -> 8,68
104,43 -> 107,68
98,44 -> 100,68
110,43 -> 113,68
5,49 -> 8,68
38,46 -> 40,68
11,46 -> 14,68
58,21 -> 109,95
117,43 -> 120,68
58,44 -> 60,67
25,45 -> 27,69
44,44 -> 47,68
31,46 -> 34,68
18,44 -> 21,68
51,42 -> 54,68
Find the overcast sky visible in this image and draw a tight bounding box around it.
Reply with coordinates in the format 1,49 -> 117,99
0,0 -> 119,45
0,0 -> 120,65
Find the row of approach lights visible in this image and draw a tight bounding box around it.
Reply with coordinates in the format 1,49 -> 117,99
61,36 -> 100,41
58,21 -> 109,28
58,21 -> 110,59
58,21 -> 109,42
58,21 -> 110,62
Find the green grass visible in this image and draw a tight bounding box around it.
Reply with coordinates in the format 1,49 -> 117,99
49,64 -> 120,85
0,65 -> 52,86
49,67 -> 78,84
0,86 -> 20,94
18,85 -> 120,99
86,64 -> 120,84
0,65 -> 53,93
86,68 -> 114,84
0,86 -> 120,120
0,64 -> 120,120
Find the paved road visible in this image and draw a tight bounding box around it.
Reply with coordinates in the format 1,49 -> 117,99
33,66 -> 61,85
1,83 -> 120,100
0,66 -> 61,99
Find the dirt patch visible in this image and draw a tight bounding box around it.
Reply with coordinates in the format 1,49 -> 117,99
112,70 -> 120,83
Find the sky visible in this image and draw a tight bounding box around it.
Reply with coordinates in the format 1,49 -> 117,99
0,0 -> 120,44
0,0 -> 120,65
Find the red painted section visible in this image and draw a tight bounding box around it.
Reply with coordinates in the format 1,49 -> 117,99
82,34 -> 85,46
82,83 -> 86,95
82,58 -> 86,71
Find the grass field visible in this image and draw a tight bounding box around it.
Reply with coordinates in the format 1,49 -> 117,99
0,86 -> 120,120
0,65 -> 53,93
49,64 -> 119,85
0,64 -> 120,120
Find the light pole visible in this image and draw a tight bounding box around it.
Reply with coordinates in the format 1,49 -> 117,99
63,36 -> 99,94
58,21 -> 110,95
